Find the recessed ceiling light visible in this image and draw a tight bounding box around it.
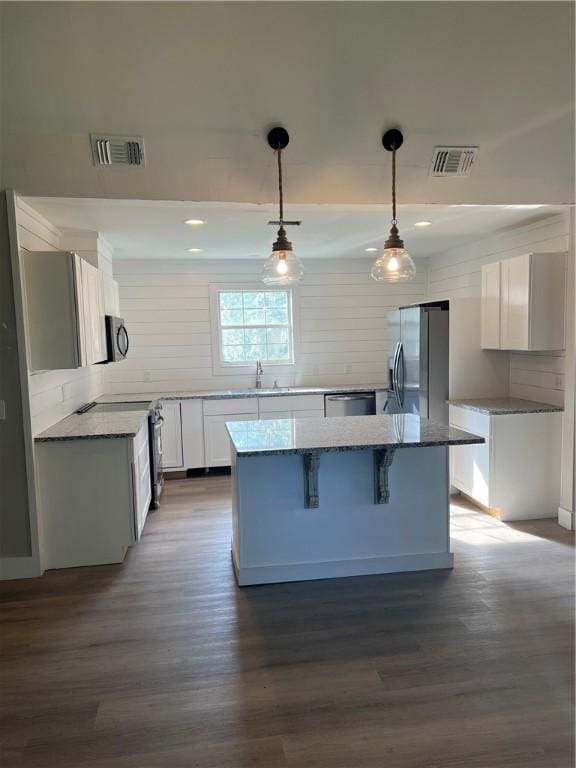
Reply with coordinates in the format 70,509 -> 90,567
414,221 -> 432,228
187,248 -> 203,253
184,219 -> 206,227
365,247 -> 378,253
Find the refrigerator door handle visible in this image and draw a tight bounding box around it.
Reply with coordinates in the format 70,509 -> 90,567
397,342 -> 405,408
392,342 -> 402,410
391,342 -> 400,393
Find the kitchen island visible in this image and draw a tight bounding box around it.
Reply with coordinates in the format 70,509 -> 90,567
227,414 -> 483,586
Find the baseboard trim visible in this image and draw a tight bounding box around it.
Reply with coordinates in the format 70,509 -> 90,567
558,506 -> 574,531
231,550 -> 454,587
0,556 -> 43,581
457,491 -> 502,519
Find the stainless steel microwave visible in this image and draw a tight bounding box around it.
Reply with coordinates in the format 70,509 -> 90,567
103,315 -> 129,362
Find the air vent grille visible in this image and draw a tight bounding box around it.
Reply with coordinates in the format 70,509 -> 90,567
430,146 -> 477,177
90,135 -> 145,167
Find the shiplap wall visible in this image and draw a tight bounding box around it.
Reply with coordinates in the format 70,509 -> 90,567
15,199 -> 105,435
107,259 -> 428,394
427,213 -> 570,406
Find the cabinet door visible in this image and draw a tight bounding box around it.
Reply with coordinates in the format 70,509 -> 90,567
132,424 -> 151,540
181,400 -> 205,469
80,260 -> 106,364
449,406 -> 491,506
204,414 -> 251,467
102,273 -> 121,316
160,401 -> 184,468
481,262 -> 501,349
500,255 -> 530,350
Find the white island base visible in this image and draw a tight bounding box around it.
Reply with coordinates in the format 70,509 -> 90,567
231,444 -> 453,587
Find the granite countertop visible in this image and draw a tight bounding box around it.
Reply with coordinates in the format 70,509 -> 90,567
448,398 -> 563,416
35,410 -> 150,442
226,414 -> 484,457
96,385 -> 386,404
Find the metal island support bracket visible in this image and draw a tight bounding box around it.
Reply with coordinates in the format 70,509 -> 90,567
303,451 -> 321,508
373,448 -> 397,504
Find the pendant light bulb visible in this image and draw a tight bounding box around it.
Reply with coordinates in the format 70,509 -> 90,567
262,127 -> 304,286
276,255 -> 289,275
372,129 -> 416,283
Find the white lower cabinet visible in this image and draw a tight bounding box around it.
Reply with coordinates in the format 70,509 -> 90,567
160,401 -> 184,469
449,405 -> 561,521
181,400 -> 205,469
133,420 -> 152,539
161,393 -> 328,472
36,421 -> 150,570
203,398 -> 258,468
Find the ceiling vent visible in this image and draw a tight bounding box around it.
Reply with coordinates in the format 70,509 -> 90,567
90,135 -> 145,167
430,146 -> 477,177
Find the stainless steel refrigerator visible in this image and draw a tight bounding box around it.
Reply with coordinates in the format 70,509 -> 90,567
384,302 -> 449,423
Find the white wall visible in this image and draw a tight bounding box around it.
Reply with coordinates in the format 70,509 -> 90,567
427,213 -> 571,407
15,198 -> 106,435
106,258 -> 428,395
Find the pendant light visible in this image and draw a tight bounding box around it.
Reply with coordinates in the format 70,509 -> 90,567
262,127 -> 304,285
371,129 -> 416,283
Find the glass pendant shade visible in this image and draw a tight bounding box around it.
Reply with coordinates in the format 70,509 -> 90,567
262,247 -> 305,286
371,246 -> 416,283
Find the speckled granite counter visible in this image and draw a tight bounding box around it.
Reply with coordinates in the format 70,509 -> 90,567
35,410 -> 149,442
226,414 -> 483,457
448,398 -> 563,416
96,385 -> 386,403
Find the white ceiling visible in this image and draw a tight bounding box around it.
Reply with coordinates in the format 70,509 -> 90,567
26,197 -> 566,260
3,2 -> 574,205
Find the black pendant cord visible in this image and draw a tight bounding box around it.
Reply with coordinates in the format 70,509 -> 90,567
272,143 -> 292,252
391,146 -> 397,225
277,146 -> 284,227
383,141 -> 404,251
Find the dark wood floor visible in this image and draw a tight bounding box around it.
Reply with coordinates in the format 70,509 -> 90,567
1,476 -> 574,768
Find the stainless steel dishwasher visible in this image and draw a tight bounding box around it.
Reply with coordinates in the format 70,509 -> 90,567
324,392 -> 376,417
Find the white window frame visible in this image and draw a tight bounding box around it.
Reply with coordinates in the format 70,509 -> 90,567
209,284 -> 299,376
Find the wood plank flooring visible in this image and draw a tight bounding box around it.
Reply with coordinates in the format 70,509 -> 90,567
1,476 -> 574,768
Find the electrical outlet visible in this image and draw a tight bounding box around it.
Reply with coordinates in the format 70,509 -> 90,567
143,372 -> 151,383
0,400 -> 5,420
555,375 -> 563,389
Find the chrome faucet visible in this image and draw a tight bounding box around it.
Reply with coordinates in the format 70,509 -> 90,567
255,360 -> 263,389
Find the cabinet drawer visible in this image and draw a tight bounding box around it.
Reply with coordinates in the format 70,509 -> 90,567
449,406 -> 490,439
203,397 -> 258,416
259,394 -> 325,413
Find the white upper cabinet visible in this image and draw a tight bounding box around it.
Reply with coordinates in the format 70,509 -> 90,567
481,252 -> 565,351
79,259 -> 107,365
22,250 -> 107,370
101,273 -> 121,316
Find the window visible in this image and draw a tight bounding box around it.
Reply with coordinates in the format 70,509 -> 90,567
216,289 -> 294,365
